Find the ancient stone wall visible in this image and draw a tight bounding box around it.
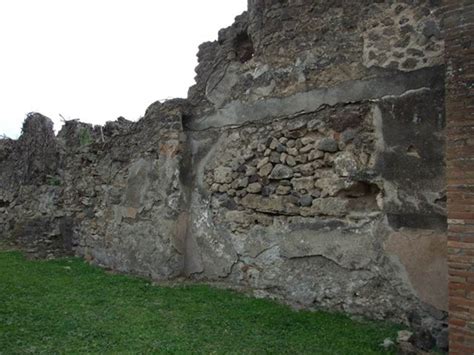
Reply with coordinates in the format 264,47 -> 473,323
0,0 -> 453,351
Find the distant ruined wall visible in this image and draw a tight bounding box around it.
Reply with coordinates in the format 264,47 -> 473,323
0,0 -> 454,351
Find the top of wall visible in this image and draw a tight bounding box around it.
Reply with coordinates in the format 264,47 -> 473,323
188,0 -> 444,119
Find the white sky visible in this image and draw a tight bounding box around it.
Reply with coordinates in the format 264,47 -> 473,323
0,0 -> 247,138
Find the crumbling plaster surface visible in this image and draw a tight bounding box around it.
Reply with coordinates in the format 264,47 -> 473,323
0,0 -> 448,350
186,81 -> 446,330
384,229 -> 448,312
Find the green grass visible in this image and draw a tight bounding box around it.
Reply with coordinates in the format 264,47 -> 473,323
0,251 -> 401,354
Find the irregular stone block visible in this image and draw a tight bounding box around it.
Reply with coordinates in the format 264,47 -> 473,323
258,163 -> 273,177
334,152 -> 358,177
318,138 -> 339,153
299,195 -> 313,207
286,156 -> 297,167
214,166 -> 233,184
307,197 -> 349,217
247,182 -> 263,194
269,164 -> 294,180
276,185 -> 292,195
291,176 -> 314,192
240,194 -> 299,215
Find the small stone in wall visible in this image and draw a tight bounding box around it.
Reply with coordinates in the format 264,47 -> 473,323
308,149 -> 324,161
258,163 -> 273,177
286,118 -> 307,131
315,176 -> 355,197
262,185 -> 275,197
368,31 -> 380,41
269,164 -> 294,180
300,144 -> 314,153
270,152 -> 281,163
280,153 -> 288,164
288,147 -> 298,156
249,140 -> 258,151
276,144 -> 286,153
299,195 -> 313,207
318,138 -> 339,153
231,179 -> 240,190
402,58 -> 418,69
245,166 -> 257,177
382,17 -> 394,26
286,156 -> 297,167
294,163 -> 313,176
311,197 -> 349,217
341,129 -> 357,143
242,151 -> 255,161
247,182 -> 262,194
268,138 -> 279,150
257,157 -> 269,169
276,185 -> 292,195
334,152 -> 358,177
395,5 -> 405,15
383,28 -> 396,36
422,20 -> 441,40
248,175 -> 259,183
295,154 -> 308,164
324,153 -> 334,164
301,136 -> 316,145
400,24 -> 414,35
287,139 -> 296,148
291,176 -> 314,192
407,48 -> 424,57
236,164 -> 247,174
295,139 -> 303,150
238,177 -> 249,188
236,190 -> 247,198
394,36 -> 410,48
214,166 -> 233,184
219,184 -> 231,193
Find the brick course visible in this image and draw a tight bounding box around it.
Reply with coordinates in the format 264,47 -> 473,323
445,0 -> 474,353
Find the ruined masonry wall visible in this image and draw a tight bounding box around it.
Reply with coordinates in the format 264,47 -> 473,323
0,0 -> 453,351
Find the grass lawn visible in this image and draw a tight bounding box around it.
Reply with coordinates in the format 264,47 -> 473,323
0,251 -> 401,354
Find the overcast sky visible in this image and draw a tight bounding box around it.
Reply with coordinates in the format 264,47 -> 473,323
0,0 -> 247,138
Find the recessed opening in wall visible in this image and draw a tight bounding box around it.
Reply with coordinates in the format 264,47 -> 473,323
342,182 -> 381,212
181,114 -> 193,130
234,32 -> 254,63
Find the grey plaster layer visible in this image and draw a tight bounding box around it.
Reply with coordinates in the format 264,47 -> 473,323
280,225 -> 377,270
189,67 -> 443,130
